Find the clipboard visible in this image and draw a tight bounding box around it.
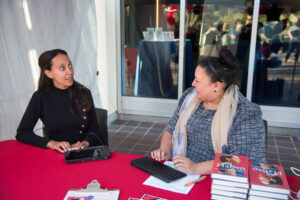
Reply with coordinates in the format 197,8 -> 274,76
63,180 -> 120,200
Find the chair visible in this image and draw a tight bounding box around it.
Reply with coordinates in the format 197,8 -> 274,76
263,119 -> 268,148
95,108 -> 109,147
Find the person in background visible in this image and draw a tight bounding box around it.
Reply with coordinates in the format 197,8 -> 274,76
16,49 -> 102,153
220,22 -> 230,50
229,19 -> 243,55
151,49 -> 266,175
285,19 -> 300,63
203,22 -> 218,57
230,19 -> 243,45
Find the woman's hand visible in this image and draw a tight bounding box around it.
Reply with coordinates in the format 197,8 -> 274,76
173,156 -> 214,175
46,140 -> 71,153
71,141 -> 89,150
172,155 -> 201,174
151,148 -> 171,161
151,131 -> 173,161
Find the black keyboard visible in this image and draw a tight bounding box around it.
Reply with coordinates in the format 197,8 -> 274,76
131,157 -> 186,183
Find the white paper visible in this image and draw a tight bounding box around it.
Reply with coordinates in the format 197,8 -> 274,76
143,161 -> 200,194
64,190 -> 120,200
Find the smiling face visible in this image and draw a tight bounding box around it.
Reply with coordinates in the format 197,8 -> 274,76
44,54 -> 74,89
191,66 -> 217,101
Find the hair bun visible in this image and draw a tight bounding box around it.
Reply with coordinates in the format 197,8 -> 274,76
219,49 -> 239,70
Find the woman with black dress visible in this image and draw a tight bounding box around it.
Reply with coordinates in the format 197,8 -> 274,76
16,49 -> 102,153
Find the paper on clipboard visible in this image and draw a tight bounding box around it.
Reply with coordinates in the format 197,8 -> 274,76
64,190 -> 120,200
63,180 -> 120,200
143,161 -> 200,194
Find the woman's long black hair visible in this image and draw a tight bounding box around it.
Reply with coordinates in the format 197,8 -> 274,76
38,49 -> 92,116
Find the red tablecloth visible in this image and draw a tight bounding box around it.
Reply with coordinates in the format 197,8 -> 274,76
0,140 -> 212,200
0,140 -> 299,200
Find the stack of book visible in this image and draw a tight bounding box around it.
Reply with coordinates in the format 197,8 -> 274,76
248,162 -> 290,200
211,153 -> 249,200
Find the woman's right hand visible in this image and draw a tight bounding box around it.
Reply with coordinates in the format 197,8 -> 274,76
151,148 -> 171,161
46,140 -> 71,153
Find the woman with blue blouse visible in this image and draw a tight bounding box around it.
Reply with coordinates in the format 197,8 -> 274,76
151,49 -> 266,175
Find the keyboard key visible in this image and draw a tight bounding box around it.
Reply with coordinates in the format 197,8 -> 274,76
131,157 -> 186,183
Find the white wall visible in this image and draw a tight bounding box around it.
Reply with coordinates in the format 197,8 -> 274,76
0,0 -> 102,140
95,0 -> 118,121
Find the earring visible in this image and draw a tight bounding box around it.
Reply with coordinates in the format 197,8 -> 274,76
214,90 -> 216,93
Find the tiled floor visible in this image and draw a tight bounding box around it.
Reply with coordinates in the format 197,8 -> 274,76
108,119 -> 300,177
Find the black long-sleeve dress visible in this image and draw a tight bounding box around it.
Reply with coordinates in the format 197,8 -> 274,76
16,87 -> 100,148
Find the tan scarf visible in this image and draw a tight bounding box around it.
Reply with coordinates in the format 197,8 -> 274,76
172,85 -> 238,157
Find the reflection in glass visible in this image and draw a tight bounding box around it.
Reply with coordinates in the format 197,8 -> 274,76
122,0 -> 180,99
122,0 -> 300,107
185,0 -> 254,95
252,2 -> 300,107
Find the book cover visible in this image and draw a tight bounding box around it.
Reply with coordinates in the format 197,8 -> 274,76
211,153 -> 249,183
249,162 -> 290,195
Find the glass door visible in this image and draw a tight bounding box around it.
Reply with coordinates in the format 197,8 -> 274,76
251,0 -> 300,127
119,0 -> 186,116
118,0 -> 300,127
185,0 -> 253,95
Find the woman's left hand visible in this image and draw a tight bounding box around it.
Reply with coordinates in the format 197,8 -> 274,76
172,155 -> 201,174
71,141 -> 89,150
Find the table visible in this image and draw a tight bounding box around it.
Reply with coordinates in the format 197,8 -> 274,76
1,140 -> 300,200
0,140 -> 211,200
